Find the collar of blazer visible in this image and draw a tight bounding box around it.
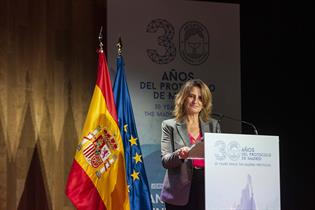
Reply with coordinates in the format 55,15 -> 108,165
175,119 -> 210,146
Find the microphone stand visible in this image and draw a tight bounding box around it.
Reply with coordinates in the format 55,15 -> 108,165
212,113 -> 258,135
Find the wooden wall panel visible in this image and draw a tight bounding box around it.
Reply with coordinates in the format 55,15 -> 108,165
0,0 -> 107,209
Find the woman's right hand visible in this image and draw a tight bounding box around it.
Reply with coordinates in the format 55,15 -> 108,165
177,146 -> 190,159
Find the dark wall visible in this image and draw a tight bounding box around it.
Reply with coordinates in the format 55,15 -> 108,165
240,2 -> 314,209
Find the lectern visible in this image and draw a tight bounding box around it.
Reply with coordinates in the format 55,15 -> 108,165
204,133 -> 280,210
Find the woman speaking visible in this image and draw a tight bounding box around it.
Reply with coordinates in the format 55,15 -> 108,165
160,79 -> 221,210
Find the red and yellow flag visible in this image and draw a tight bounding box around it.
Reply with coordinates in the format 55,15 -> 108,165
66,49 -> 130,210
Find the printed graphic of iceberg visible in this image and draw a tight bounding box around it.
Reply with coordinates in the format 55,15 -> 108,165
232,174 -> 257,210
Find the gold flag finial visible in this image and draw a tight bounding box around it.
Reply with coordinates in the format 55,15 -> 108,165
116,37 -> 123,55
98,26 -> 103,52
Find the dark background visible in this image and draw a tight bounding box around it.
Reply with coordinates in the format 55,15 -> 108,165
233,1 -> 314,209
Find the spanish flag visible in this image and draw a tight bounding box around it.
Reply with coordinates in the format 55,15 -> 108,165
66,48 -> 130,210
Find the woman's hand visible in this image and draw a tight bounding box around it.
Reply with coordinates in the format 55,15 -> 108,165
177,146 -> 190,159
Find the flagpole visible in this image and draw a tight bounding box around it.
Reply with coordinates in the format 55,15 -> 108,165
98,26 -> 103,52
116,37 -> 123,55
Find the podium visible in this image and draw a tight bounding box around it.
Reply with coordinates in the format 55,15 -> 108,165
204,133 -> 280,210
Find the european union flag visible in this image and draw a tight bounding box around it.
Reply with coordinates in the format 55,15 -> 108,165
113,55 -> 153,210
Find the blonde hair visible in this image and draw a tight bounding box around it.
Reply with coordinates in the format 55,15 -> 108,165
173,79 -> 212,122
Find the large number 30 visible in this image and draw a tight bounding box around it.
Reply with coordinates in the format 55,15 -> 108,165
146,18 -> 209,65
146,19 -> 176,64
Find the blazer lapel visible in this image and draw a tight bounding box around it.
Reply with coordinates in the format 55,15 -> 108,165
176,122 -> 190,146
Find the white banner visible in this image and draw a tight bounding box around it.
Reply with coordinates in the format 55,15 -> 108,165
205,133 -> 281,210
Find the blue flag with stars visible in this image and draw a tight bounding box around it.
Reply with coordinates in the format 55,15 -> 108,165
113,55 -> 153,210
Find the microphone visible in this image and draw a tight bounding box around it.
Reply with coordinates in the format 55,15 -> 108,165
211,113 -> 258,135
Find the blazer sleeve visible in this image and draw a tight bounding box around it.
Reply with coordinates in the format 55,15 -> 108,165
161,120 -> 183,169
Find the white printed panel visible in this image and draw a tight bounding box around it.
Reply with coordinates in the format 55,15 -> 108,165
205,133 -> 280,210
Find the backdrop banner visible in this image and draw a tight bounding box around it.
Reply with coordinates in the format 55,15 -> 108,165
107,0 -> 240,209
